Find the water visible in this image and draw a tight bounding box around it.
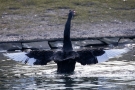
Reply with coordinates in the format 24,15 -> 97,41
0,39 -> 135,90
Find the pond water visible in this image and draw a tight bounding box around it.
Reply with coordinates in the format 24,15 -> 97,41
0,39 -> 135,90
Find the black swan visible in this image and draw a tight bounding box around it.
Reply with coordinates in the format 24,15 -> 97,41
26,10 -> 105,73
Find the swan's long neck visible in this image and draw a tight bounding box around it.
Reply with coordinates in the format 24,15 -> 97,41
63,15 -> 73,52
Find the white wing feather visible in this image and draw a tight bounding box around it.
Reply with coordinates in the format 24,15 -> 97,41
3,52 -> 36,65
97,48 -> 130,63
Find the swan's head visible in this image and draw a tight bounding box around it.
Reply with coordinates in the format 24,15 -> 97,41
68,10 -> 75,19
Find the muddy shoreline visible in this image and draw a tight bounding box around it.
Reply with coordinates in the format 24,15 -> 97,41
0,0 -> 135,42
0,9 -> 135,42
0,20 -> 135,42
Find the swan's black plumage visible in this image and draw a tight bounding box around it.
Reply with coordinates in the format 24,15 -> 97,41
26,50 -> 53,65
77,49 -> 104,65
26,10 -> 105,73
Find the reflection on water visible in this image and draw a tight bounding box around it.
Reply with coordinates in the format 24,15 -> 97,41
0,59 -> 135,90
0,39 -> 135,90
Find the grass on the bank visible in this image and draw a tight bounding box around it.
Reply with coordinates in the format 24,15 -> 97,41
0,0 -> 135,22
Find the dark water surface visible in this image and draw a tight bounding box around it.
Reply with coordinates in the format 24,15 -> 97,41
0,39 -> 135,90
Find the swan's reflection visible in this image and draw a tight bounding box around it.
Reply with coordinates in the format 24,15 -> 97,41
33,76 -> 99,89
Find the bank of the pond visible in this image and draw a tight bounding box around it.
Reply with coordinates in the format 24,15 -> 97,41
0,0 -> 135,42
0,21 -> 135,42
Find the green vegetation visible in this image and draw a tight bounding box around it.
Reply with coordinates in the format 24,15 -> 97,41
0,0 -> 135,23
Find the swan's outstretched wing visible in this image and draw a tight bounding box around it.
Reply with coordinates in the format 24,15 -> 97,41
3,52 -> 36,65
26,50 -> 54,65
76,49 -> 105,65
77,48 -> 130,65
4,50 -> 54,65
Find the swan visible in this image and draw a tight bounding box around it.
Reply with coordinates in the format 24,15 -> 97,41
26,10 -> 105,73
